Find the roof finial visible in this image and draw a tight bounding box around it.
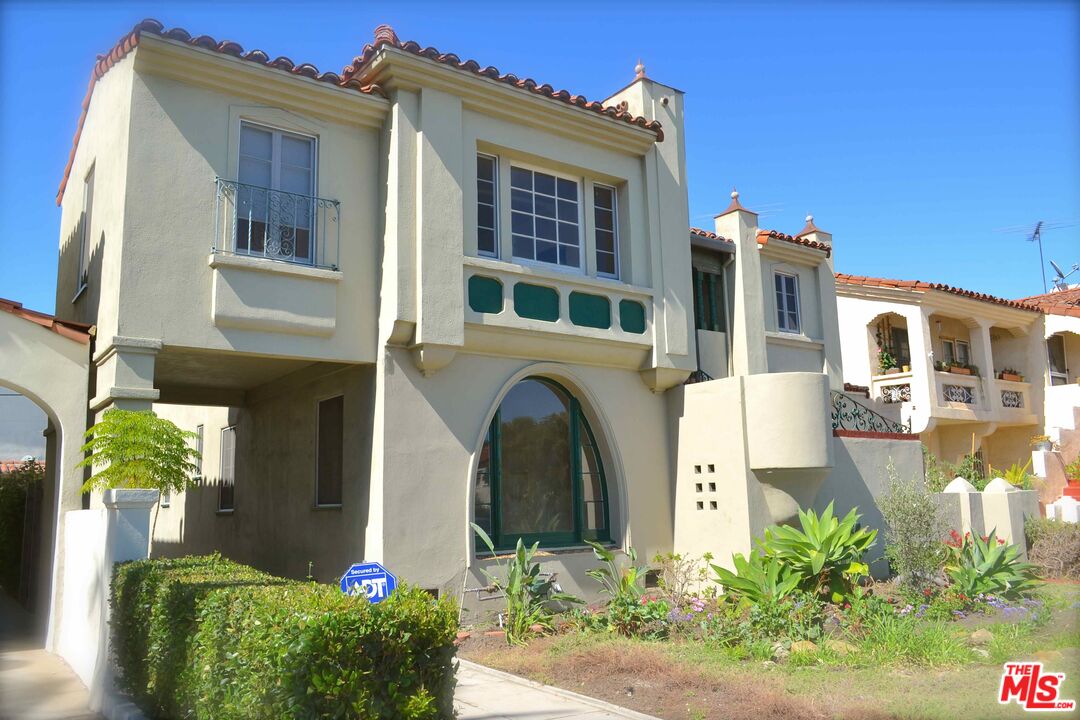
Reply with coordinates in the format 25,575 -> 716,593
796,213 -> 822,238
717,186 -> 750,216
373,24 -> 399,47
731,187 -> 739,200
806,213 -> 814,223
634,59 -> 647,80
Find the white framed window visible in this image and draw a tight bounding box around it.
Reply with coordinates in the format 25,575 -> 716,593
510,164 -> 581,270
593,184 -> 619,278
236,121 -> 317,264
218,426 -> 236,513
774,272 -> 801,333
316,396 -> 344,507
194,424 -> 204,480
476,154 -> 499,258
75,165 -> 95,299
941,338 -> 970,366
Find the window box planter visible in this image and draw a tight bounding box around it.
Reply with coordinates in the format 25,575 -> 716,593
999,372 -> 1024,382
948,365 -> 972,376
883,367 -> 901,375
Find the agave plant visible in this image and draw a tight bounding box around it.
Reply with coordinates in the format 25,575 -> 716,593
945,528 -> 1040,599
585,540 -> 647,602
711,552 -> 801,603
758,502 -> 877,603
472,523 -> 580,645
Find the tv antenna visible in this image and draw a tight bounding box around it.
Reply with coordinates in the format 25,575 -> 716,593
992,219 -> 1078,293
1050,259 -> 1079,290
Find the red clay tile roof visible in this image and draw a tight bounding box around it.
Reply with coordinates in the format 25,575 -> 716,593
0,460 -> 45,475
56,19 -> 386,205
0,298 -> 93,343
757,229 -> 831,257
1018,287 -> 1080,318
690,227 -> 732,242
834,274 -> 1041,313
342,25 -> 664,141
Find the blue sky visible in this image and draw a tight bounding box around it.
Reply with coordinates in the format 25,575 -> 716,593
0,0 -> 1077,317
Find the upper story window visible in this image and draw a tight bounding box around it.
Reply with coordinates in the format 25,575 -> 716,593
75,165 -> 95,298
774,271 -> 801,333
235,122 -> 317,264
476,154 -> 499,258
593,185 -> 618,278
941,338 -> 970,367
693,268 -> 726,332
511,166 -> 581,269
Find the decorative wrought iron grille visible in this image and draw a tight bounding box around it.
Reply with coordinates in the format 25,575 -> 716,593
1001,389 -> 1023,408
684,369 -> 715,385
214,178 -> 340,269
831,391 -> 911,434
942,384 -> 975,404
881,383 -> 911,404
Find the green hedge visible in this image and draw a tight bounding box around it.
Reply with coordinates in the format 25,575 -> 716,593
111,554 -> 458,719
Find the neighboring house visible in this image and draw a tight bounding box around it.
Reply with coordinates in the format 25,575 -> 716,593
836,275 -> 1080,495
45,19 -> 919,612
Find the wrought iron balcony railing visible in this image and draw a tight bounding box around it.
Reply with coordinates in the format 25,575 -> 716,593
214,178 -> 340,270
831,391 -> 911,434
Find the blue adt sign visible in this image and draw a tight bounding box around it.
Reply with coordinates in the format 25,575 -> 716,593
340,562 -> 397,603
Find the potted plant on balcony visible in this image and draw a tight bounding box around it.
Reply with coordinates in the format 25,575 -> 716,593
1030,434 -> 1053,452
934,360 -> 947,372
949,363 -> 972,375
877,347 -> 899,375
998,368 -> 1024,382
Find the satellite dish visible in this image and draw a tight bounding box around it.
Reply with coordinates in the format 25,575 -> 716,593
1050,260 -> 1066,279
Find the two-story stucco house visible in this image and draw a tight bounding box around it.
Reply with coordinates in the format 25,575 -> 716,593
41,18 -> 920,618
836,275 -> 1080,502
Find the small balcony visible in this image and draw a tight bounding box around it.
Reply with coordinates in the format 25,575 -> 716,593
209,178 -> 343,338
214,178 -> 341,270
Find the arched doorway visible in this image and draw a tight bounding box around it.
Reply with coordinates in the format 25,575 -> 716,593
0,300 -> 90,649
472,377 -> 611,550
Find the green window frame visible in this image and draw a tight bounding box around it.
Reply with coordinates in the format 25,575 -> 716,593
474,377 -> 611,550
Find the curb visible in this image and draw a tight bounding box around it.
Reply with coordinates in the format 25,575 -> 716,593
457,658 -> 662,720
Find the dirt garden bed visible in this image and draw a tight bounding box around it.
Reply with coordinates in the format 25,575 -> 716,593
459,583 -> 1080,720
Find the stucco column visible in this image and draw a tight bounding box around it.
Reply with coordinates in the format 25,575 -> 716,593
410,87 -> 464,375
715,193 -> 767,376
970,320 -> 995,411
800,223 -> 841,390
901,306 -> 935,433
89,336 -> 161,411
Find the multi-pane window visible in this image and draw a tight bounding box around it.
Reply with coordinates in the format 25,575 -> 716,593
593,185 -> 618,278
510,166 -> 580,269
76,166 -> 95,293
316,396 -> 344,507
218,426 -> 236,512
693,268 -> 725,332
890,327 -> 911,367
941,339 -> 970,367
774,272 -> 801,333
236,122 -> 316,264
476,155 -> 498,257
473,377 -> 610,549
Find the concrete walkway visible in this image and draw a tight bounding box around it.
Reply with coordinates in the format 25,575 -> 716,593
455,659 -> 659,720
0,593 -> 101,720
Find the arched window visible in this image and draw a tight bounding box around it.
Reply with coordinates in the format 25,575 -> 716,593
474,377 -> 610,549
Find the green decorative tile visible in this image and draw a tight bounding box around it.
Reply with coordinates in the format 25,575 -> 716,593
468,275 -> 503,314
514,283 -> 560,322
619,299 -> 646,334
569,292 -> 611,329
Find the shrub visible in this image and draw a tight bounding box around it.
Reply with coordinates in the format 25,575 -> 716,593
472,524 -> 579,645
0,459 -> 43,595
878,465 -> 945,591
112,554 -> 458,720
652,551 -> 714,607
711,552 -> 800,604
1026,518 -> 1080,580
944,530 -> 1039,599
757,502 -> 877,603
